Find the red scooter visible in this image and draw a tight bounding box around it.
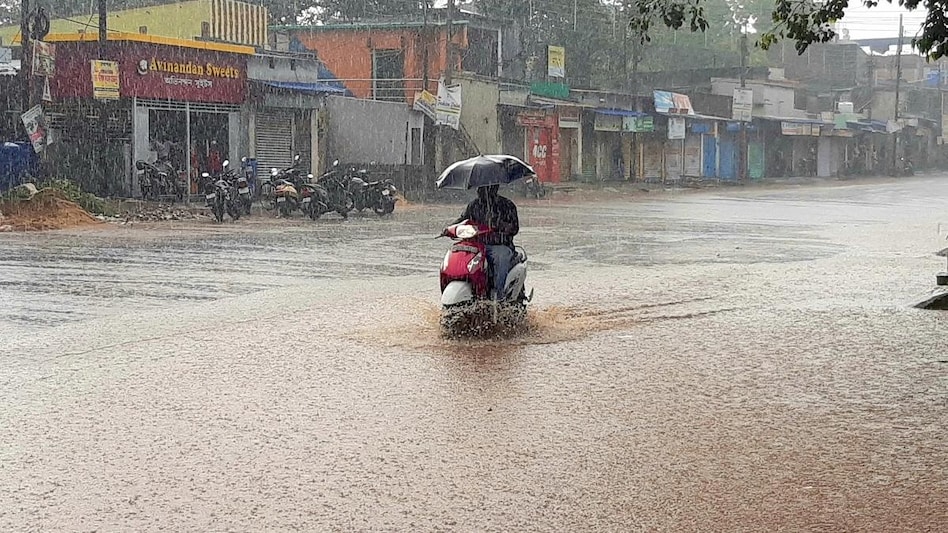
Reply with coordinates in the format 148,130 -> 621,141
438,220 -> 531,334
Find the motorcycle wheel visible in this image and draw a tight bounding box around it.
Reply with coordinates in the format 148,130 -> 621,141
212,198 -> 225,223
227,202 -> 240,221
309,203 -> 323,220
242,196 -> 252,216
373,199 -> 393,216
260,183 -> 276,210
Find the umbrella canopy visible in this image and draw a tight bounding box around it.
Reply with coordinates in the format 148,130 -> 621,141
435,155 -> 535,190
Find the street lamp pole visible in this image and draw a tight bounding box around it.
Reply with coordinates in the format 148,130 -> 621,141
739,27 -> 748,181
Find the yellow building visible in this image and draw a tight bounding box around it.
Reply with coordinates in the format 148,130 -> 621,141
0,0 -> 268,48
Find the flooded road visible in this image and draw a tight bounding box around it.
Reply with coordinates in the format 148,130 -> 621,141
1,177 -> 946,531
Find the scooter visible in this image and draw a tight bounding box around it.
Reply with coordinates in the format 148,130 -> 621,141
349,169 -> 398,216
223,160 -> 253,216
438,220 -> 532,335
272,177 -> 299,217
200,170 -> 240,223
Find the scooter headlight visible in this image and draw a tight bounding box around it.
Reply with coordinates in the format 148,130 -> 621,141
456,225 -> 477,239
467,253 -> 483,272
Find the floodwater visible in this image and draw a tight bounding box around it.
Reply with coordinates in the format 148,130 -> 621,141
1,177 -> 946,531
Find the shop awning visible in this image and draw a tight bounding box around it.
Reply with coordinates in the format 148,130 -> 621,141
262,81 -> 350,95
656,110 -> 730,121
755,115 -> 826,125
595,108 -> 648,117
528,95 -> 595,108
846,119 -> 888,133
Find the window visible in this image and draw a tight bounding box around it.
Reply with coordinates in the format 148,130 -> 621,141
372,49 -> 405,102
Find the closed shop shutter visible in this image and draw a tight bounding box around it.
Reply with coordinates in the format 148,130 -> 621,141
643,140 -> 664,180
255,111 -> 294,180
683,135 -> 702,177
664,140 -> 682,180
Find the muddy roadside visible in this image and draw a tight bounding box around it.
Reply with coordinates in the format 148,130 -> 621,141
0,173 -> 922,234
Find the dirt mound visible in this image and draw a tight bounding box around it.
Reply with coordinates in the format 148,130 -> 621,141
0,189 -> 101,231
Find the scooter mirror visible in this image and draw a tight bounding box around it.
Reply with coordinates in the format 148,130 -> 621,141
307,173 -> 314,179
241,156 -> 247,163
201,172 -> 210,178
222,160 -> 229,168
294,154 -> 301,162
271,168 -> 279,176
333,160 -> 339,167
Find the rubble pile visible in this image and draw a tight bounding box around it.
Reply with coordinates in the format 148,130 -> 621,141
118,204 -> 209,223
0,187 -> 101,231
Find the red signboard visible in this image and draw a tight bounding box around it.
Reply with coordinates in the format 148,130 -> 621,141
517,110 -> 555,128
527,124 -> 560,183
51,40 -> 248,104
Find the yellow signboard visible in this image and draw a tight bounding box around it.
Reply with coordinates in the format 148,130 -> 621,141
90,60 -> 120,100
547,45 -> 565,78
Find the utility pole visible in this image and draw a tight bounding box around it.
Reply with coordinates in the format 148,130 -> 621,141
444,0 -> 455,85
436,0 -> 456,173
422,0 -> 429,91
739,27 -> 748,182
892,14 -> 904,175
98,0 -> 107,58
19,0 -> 31,112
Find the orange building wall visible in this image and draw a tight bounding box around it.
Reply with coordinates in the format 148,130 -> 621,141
292,26 -> 467,103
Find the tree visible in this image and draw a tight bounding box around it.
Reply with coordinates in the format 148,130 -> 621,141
0,2 -> 17,28
626,0 -> 948,60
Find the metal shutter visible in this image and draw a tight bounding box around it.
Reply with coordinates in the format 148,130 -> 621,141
255,111 -> 294,181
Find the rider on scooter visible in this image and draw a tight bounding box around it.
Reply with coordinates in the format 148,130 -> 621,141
453,184 -> 520,299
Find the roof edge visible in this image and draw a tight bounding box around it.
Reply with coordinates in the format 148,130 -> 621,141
42,32 -> 255,55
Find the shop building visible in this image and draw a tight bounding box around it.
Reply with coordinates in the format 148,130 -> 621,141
47,32 -> 253,196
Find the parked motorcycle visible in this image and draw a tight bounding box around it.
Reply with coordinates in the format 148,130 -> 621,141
315,160 -> 353,218
200,169 -> 241,223
260,155 -> 308,216
438,220 -> 532,335
348,167 -> 398,216
135,159 -> 178,202
519,173 -> 548,199
272,176 -> 300,217
297,173 -> 332,220
222,160 -> 253,215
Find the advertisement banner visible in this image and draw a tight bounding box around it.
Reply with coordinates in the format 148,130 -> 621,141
622,116 -> 654,132
412,89 -> 437,121
20,104 -> 47,153
654,90 -> 695,115
436,80 -> 462,130
91,60 -> 120,100
32,41 -> 55,77
558,107 -> 580,128
547,45 -> 565,78
781,122 -> 811,136
517,110 -> 552,128
594,113 -> 622,132
668,117 -> 686,140
732,88 -> 753,122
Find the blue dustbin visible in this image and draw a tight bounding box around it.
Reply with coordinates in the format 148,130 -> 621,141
0,142 -> 38,193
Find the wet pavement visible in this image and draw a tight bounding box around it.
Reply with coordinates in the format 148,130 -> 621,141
1,177 -> 947,531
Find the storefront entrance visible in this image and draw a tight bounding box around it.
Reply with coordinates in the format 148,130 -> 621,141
134,100 -> 241,196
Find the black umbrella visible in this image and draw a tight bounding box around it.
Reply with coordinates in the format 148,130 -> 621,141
435,155 -> 535,190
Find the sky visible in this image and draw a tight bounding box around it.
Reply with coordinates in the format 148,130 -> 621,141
839,3 -> 927,40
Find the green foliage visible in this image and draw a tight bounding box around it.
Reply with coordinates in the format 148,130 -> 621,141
41,179 -> 117,216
